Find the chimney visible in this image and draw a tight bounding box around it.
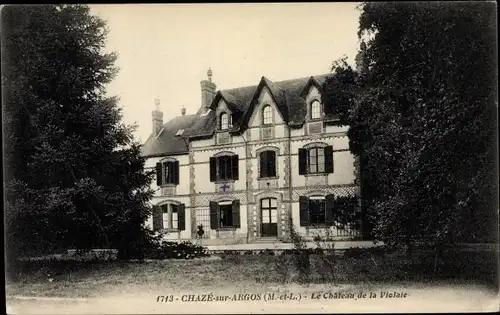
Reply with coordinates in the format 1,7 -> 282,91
181,106 -> 186,116
199,67 -> 217,114
152,97 -> 163,136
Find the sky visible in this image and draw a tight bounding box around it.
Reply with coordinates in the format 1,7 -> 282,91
90,3 -> 362,143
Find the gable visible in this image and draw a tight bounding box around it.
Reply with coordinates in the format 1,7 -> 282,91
247,85 -> 285,127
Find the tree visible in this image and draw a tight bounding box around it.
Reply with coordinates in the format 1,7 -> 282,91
2,4 -> 156,261
323,2 -> 497,250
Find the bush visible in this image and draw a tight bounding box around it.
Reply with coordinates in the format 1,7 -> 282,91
144,241 -> 210,260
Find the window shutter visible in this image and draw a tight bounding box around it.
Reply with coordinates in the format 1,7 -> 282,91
325,194 -> 335,225
177,203 -> 186,231
209,157 -> 217,182
298,148 -> 307,175
232,199 -> 241,228
325,145 -> 334,173
269,151 -> 276,177
152,206 -> 163,231
209,201 -> 219,230
299,196 -> 310,226
231,155 -> 239,180
259,152 -> 266,178
173,161 -> 180,185
156,163 -> 163,186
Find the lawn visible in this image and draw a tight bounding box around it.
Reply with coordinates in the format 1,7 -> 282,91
6,248 -> 498,299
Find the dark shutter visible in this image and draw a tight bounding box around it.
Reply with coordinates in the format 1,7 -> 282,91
210,157 -> 217,182
177,203 -> 185,231
209,201 -> 219,230
232,199 -> 241,228
299,196 -> 310,226
156,163 -> 163,186
231,155 -> 239,180
325,194 -> 335,225
298,148 -> 307,175
173,161 -> 180,185
269,151 -> 276,177
325,145 -> 334,174
152,206 -> 163,231
259,152 -> 266,178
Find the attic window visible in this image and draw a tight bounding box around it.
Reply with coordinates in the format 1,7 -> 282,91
262,105 -> 273,125
311,100 -> 321,120
175,129 -> 184,136
220,113 -> 229,130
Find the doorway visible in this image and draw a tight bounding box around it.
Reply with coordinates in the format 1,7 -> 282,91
260,198 -> 278,237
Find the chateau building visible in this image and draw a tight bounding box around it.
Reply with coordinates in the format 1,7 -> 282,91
141,69 -> 361,245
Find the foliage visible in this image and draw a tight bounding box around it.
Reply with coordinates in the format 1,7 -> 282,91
323,2 -> 498,250
2,4 -> 156,262
287,217 -> 312,283
144,241 -> 210,260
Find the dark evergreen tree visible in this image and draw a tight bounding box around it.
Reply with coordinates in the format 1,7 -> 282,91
2,4 -> 156,261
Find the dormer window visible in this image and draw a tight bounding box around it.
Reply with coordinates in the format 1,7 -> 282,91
262,105 -> 273,125
310,100 -> 321,120
220,112 -> 229,130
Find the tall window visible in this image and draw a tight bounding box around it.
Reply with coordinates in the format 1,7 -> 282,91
261,198 -> 278,224
156,161 -> 180,186
162,204 -> 179,229
308,147 -> 325,173
262,105 -> 273,125
298,145 -> 334,175
259,150 -> 276,178
210,154 -> 239,182
219,203 -> 233,228
309,197 -> 326,224
220,112 -> 229,130
311,100 -> 321,119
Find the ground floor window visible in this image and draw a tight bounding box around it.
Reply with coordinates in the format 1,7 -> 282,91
209,199 -> 241,230
162,204 -> 179,229
153,203 -> 186,231
309,197 -> 326,224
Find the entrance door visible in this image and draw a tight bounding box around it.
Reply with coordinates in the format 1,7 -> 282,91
261,198 -> 278,237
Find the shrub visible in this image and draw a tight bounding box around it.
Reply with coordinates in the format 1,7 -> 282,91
144,241 -> 210,260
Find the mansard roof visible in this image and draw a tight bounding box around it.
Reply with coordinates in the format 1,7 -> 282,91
141,73 -> 331,157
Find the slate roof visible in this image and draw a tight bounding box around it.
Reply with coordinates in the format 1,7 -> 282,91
141,73 -> 332,157
141,114 -> 197,157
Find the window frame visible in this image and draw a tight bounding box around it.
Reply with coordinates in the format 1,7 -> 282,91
161,204 -> 179,230
262,105 -> 273,125
216,155 -> 233,181
308,197 -> 327,225
219,203 -> 234,228
308,147 -> 326,174
259,150 -> 277,178
220,112 -> 230,130
310,100 -> 322,120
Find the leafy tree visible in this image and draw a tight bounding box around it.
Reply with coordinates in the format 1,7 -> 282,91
323,2 -> 497,251
2,4 -> 156,261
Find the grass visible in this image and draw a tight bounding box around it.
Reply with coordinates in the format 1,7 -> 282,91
5,249 -> 498,299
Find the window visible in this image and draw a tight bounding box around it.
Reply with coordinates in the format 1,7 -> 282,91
156,160 -> 179,186
311,100 -> 321,119
220,112 -> 230,130
309,198 -> 326,224
298,145 -> 334,175
209,200 -> 241,229
162,204 -> 179,229
308,147 -> 325,173
152,203 -> 186,231
259,150 -> 276,178
210,154 -> 239,182
262,105 -> 273,125
261,198 -> 278,224
219,203 -> 233,228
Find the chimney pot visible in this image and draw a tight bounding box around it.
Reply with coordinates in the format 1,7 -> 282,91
181,107 -> 186,116
152,98 -> 163,136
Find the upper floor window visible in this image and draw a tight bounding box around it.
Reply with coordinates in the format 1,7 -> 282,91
262,105 -> 273,125
259,150 -> 276,178
156,160 -> 179,186
220,112 -> 230,130
210,154 -> 239,182
310,100 -> 322,120
298,145 -> 334,175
